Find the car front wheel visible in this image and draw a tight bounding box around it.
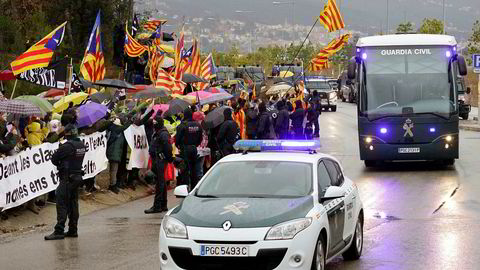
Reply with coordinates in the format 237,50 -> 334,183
311,235 -> 326,270
343,217 -> 363,260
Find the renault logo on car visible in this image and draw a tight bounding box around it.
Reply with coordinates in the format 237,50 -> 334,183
222,221 -> 232,231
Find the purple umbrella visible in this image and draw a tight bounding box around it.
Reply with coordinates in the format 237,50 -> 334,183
76,102 -> 108,128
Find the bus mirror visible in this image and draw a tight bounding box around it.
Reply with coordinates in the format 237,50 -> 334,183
347,60 -> 356,80
457,55 -> 468,76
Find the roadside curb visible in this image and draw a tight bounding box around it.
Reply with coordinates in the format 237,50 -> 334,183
459,124 -> 480,132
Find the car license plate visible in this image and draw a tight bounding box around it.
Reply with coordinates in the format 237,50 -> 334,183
200,245 -> 249,257
398,147 -> 420,154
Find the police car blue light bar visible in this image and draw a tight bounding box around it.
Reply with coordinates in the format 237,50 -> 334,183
233,140 -> 321,152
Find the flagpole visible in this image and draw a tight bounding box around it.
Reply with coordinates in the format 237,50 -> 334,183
10,79 -> 18,99
67,58 -> 73,95
282,18 -> 319,80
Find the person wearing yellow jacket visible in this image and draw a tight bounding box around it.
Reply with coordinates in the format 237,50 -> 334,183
25,119 -> 48,146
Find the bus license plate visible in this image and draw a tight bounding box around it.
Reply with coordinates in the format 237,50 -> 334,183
200,245 -> 249,257
398,147 -> 420,154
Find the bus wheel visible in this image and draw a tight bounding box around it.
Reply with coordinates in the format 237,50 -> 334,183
364,160 -> 375,168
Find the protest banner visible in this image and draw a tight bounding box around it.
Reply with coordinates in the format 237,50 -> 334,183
0,132 -> 107,211
124,125 -> 149,170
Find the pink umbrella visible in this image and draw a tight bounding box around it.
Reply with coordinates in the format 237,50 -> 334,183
186,91 -> 213,100
152,104 -> 170,118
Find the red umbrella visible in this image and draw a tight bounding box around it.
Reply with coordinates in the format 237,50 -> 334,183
0,70 -> 15,81
128,84 -> 152,94
45,88 -> 66,98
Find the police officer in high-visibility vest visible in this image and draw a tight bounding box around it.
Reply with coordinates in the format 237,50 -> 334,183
45,124 -> 86,240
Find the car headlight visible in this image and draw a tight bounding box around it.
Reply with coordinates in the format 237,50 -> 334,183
163,216 -> 188,239
265,218 -> 312,240
329,92 -> 336,99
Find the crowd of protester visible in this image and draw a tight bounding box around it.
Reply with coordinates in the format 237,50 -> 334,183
0,87 -> 323,219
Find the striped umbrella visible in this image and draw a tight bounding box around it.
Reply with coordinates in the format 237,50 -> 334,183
0,100 -> 43,116
15,95 -> 53,114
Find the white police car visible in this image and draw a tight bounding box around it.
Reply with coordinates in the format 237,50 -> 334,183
159,140 -> 363,270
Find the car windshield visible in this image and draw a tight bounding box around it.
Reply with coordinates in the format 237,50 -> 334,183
362,46 -> 456,120
196,161 -> 313,198
306,81 -> 331,90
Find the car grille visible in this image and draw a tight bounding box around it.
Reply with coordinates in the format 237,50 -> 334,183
169,247 -> 287,270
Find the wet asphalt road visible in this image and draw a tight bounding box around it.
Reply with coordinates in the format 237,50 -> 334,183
1,102 -> 480,270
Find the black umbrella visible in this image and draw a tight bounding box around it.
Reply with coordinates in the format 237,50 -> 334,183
182,73 -> 208,84
133,88 -> 168,99
90,92 -> 112,104
79,78 -> 95,89
204,106 -> 232,129
164,99 -> 191,117
94,79 -> 136,89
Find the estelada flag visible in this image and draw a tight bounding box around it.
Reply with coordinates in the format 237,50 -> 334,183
319,0 -> 345,32
143,19 -> 167,31
10,22 -> 67,76
125,23 -> 148,57
80,11 -> 105,83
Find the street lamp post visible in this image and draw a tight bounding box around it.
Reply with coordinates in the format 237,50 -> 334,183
443,0 -> 446,34
235,10 -> 256,53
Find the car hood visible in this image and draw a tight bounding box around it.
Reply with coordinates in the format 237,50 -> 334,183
170,196 -> 314,228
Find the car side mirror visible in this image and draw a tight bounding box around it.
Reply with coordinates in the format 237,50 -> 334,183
174,185 -> 189,198
347,58 -> 356,80
457,55 -> 468,76
320,186 -> 346,203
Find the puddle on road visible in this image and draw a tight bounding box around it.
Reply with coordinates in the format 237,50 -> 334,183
106,217 -> 130,225
372,211 -> 402,221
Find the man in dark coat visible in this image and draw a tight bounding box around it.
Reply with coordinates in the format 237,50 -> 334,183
290,100 -> 306,139
307,90 -> 322,138
275,100 -> 290,139
145,115 -> 173,214
216,108 -> 239,156
245,103 -> 258,139
256,102 -> 273,139
45,125 -> 86,240
175,107 -> 203,189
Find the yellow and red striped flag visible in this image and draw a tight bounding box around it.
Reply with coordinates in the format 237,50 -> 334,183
124,23 -> 148,57
174,26 -> 185,80
10,22 -> 67,75
143,19 -> 167,31
80,11 -> 105,83
149,46 -> 165,83
319,0 -> 345,32
186,39 -> 201,76
309,34 -> 351,70
197,53 -> 215,90
156,68 -> 187,95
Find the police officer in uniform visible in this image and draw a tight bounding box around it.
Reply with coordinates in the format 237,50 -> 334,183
175,107 -> 203,189
145,116 -> 173,214
45,124 -> 86,240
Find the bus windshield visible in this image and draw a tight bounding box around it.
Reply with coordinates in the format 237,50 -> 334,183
362,46 -> 456,120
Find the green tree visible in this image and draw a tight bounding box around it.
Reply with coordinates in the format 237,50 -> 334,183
468,20 -> 480,56
418,18 -> 444,34
397,22 -> 414,34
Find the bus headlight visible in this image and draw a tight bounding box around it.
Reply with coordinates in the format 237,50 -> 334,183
445,135 -> 453,142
